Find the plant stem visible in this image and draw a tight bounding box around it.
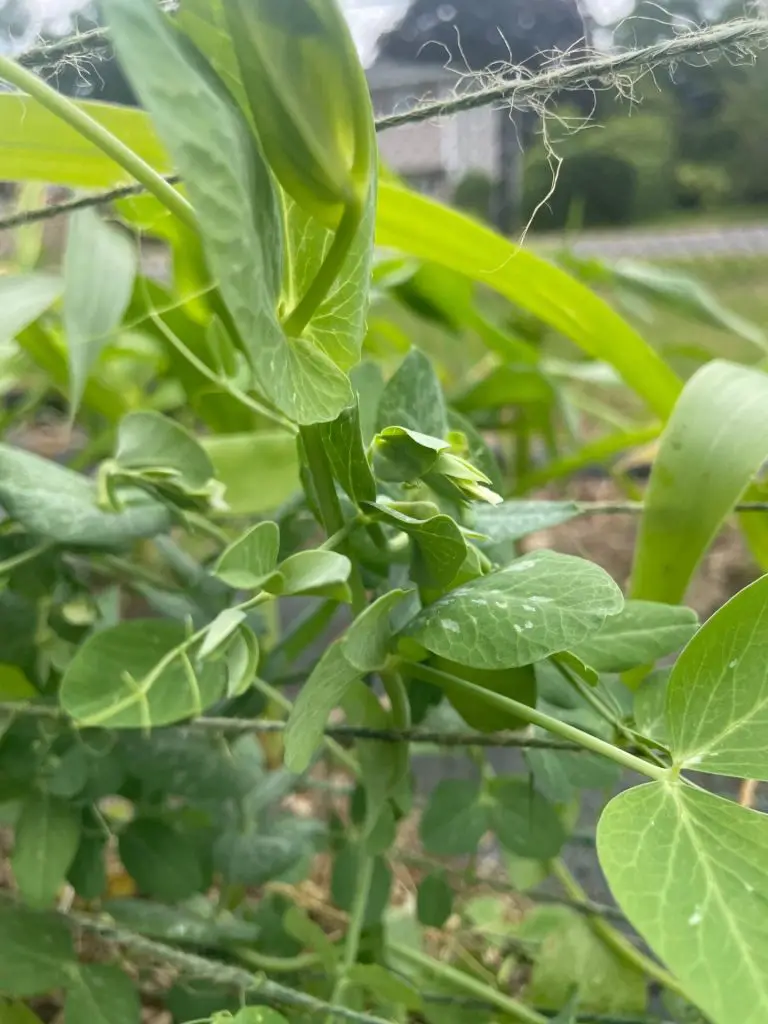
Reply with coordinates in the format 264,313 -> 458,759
327,854 -> 375,1020
283,199 -> 361,337
0,542 -> 53,575
0,56 -> 195,230
233,947 -> 320,973
406,663 -> 668,782
389,942 -> 547,1024
300,424 -> 367,615
550,859 -> 688,999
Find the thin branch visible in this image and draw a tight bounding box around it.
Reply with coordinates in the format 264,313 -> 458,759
0,702 -> 602,751
62,909 -> 392,1024
2,20 -> 768,231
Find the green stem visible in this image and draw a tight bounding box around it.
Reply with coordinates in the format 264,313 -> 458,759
389,942 -> 547,1024
0,56 -> 195,230
327,854 -> 375,1020
283,199 -> 362,337
233,947 -> 320,973
406,663 -> 668,782
381,666 -> 411,784
550,859 -> 688,999
300,424 -> 367,616
149,309 -> 296,433
0,542 -> 53,576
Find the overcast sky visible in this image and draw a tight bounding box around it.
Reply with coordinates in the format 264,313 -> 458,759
4,0 -> 640,62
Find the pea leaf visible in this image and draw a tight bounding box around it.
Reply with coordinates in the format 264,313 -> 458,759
343,682 -> 404,839
342,589 -> 411,672
0,1003 -> 45,1024
233,1010 -> 289,1024
119,818 -> 204,902
666,574 -> 768,779
60,620 -> 229,728
214,825 -> 307,887
270,550 -> 352,601
317,401 -> 377,506
487,777 -> 566,859
0,445 -> 171,548
597,781 -> 768,1024
434,658 -> 536,732
419,779 -> 487,856
284,642 -> 362,773
0,93 -> 171,188
115,411 -> 215,494
104,0 -> 351,424
331,845 -> 391,927
0,907 -> 75,996
202,432 -> 300,516
0,274 -> 63,341
12,794 -> 80,908
64,965 -> 142,1024
362,502 -> 466,588
417,872 -> 453,928
634,669 -> 670,746
569,600 -> 699,673
631,361 -> 768,605
197,608 -> 247,660
406,550 -> 624,670
63,209 -> 137,414
377,182 -> 681,418
526,732 -> 622,804
347,964 -> 423,1011
522,905 -> 646,1015
214,521 -> 281,589
67,834 -> 107,901
376,349 -> 448,438
471,501 -> 581,546
453,365 -> 554,413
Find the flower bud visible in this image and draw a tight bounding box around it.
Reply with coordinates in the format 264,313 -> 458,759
223,0 -> 374,225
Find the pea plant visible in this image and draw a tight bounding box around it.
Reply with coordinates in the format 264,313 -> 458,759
1,2 -> 768,1024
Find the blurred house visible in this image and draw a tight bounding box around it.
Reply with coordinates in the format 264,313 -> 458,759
367,58 -> 501,200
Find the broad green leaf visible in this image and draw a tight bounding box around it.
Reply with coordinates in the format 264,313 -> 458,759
63,210 -> 137,414
634,669 -> 670,746
434,658 -> 536,732
453,365 -> 554,413
115,411 -> 215,494
343,681 -> 404,838
373,426 -> 448,483
214,822 -> 308,886
202,432 -> 300,515
67,834 -> 107,901
317,401 -> 376,506
0,274 -> 62,341
417,872 -> 453,929
522,905 -> 646,1015
406,550 -> 624,670
0,907 -> 74,996
0,94 -> 170,187
284,642 -> 362,772
0,666 -> 37,702
214,521 -> 280,589
419,779 -> 487,856
471,501 -> 581,546
232,1010 -> 289,1024
104,0 -> 351,424
283,905 -> 339,974
597,781 -> 768,1024
12,795 -> 80,909
448,409 -> 504,492
362,503 -> 466,588
570,601 -> 699,673
64,965 -> 141,1024
487,777 -> 566,859
347,964 -> 423,1011
631,361 -> 768,605
0,1003 -> 45,1024
119,818 -> 204,901
377,182 -> 681,418
283,194 -> 376,370
666,574 -> 768,779
0,445 -> 171,548
222,625 -> 260,697
525,733 -> 622,804
270,550 -> 352,601
342,589 -> 411,672
376,349 -> 448,438
60,620 -> 229,728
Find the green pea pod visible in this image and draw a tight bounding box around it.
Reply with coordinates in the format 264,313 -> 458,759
222,0 -> 374,226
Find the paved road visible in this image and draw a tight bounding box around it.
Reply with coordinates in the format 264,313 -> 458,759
543,221 -> 768,261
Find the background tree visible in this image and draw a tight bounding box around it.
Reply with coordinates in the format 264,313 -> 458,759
377,0 -> 585,232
